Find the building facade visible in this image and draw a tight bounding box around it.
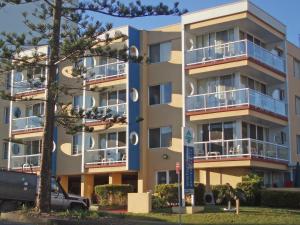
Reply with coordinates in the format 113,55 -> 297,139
1,0 -> 300,199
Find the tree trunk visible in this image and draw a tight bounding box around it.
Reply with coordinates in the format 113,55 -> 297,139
36,0 -> 62,213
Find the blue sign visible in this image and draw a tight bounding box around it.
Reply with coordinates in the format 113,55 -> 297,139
184,146 -> 194,193
183,127 -> 194,194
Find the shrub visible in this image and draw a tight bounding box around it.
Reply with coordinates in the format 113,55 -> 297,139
152,195 -> 168,209
236,174 -> 263,206
261,190 -> 300,209
154,184 -> 178,206
194,183 -> 205,205
94,184 -> 133,207
212,185 -> 228,205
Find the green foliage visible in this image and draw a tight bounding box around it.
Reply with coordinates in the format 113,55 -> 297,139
154,184 -> 179,206
194,183 -> 205,205
152,195 -> 168,209
237,174 -> 263,206
212,183 -> 245,206
212,185 -> 228,205
261,190 -> 300,209
94,184 -> 133,207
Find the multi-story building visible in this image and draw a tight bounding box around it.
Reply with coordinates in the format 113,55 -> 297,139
1,0 -> 300,199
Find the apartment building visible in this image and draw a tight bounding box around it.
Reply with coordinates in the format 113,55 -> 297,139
1,0 -> 300,199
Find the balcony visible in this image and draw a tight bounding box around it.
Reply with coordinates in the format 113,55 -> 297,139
194,138 -> 288,162
13,79 -> 45,95
85,147 -> 126,167
185,39 -> 285,74
85,103 -> 126,123
186,88 -> 287,118
11,153 -> 41,170
12,116 -> 44,133
86,62 -> 126,83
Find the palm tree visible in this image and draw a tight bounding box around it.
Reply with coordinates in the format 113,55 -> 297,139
216,183 -> 245,211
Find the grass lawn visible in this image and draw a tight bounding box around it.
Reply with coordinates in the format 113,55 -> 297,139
124,206 -> 300,225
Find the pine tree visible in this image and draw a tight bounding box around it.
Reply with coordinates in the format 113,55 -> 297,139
0,0 -> 187,213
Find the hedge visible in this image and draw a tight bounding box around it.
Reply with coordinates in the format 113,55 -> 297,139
194,183 -> 205,205
261,190 -> 300,209
153,183 -> 205,209
94,184 -> 133,207
212,185 -> 228,205
154,184 -> 178,206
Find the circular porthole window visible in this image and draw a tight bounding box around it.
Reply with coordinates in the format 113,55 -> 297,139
12,144 -> 20,155
13,107 -> 21,118
52,141 -> 56,152
130,88 -> 139,102
88,136 -> 94,149
129,132 -> 139,145
129,46 -> 139,58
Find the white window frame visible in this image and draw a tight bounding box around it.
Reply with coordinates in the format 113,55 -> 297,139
293,58 -> 300,79
99,89 -> 127,107
156,170 -> 177,185
98,131 -> 126,149
3,107 -> 10,124
3,142 -> 8,160
148,83 -> 172,106
296,96 -> 300,116
72,134 -> 82,155
149,41 -> 172,64
297,135 -> 300,155
148,126 -> 172,149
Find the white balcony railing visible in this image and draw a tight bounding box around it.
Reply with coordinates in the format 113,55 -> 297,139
13,79 -> 45,95
85,147 -> 126,166
12,116 -> 44,132
85,103 -> 126,122
11,153 -> 41,169
186,88 -> 287,117
86,62 -> 126,81
194,138 -> 288,162
186,39 -> 285,73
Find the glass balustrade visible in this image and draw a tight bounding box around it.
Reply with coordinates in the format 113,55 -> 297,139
186,39 -> 285,73
186,88 -> 286,117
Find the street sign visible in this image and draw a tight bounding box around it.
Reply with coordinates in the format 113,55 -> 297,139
176,162 -> 181,175
183,127 -> 194,194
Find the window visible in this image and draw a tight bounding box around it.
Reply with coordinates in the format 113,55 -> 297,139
297,135 -> 300,155
149,41 -> 171,63
73,96 -> 83,110
241,75 -> 266,94
294,58 -> 300,79
296,96 -> 300,115
5,73 -> 11,90
156,170 -> 178,184
197,74 -> 234,94
99,90 -> 126,107
26,103 -> 44,117
3,142 -> 8,160
149,126 -> 172,148
200,122 -> 237,142
98,131 -> 127,149
25,140 -> 42,155
149,83 -> 172,105
3,107 -> 9,124
72,134 -> 82,155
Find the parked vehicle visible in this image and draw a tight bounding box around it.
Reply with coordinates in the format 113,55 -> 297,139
0,170 -> 89,211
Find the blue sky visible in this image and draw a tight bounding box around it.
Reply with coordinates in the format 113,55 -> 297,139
93,0 -> 300,45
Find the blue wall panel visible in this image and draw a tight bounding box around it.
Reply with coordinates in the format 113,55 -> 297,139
128,27 -> 141,171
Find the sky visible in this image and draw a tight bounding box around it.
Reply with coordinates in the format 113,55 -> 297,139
92,0 -> 300,46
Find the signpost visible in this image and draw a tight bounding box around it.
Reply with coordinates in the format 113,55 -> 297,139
176,162 -> 182,225
182,127 -> 195,206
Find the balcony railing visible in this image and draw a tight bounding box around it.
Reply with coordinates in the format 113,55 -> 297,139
185,39 -> 285,73
186,88 -> 287,117
11,153 -> 41,169
13,79 -> 45,95
194,138 -> 288,162
85,103 -> 126,122
12,116 -> 44,132
86,62 -> 126,81
85,147 -> 126,166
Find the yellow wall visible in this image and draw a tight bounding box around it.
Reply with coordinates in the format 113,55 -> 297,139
287,42 -> 300,164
